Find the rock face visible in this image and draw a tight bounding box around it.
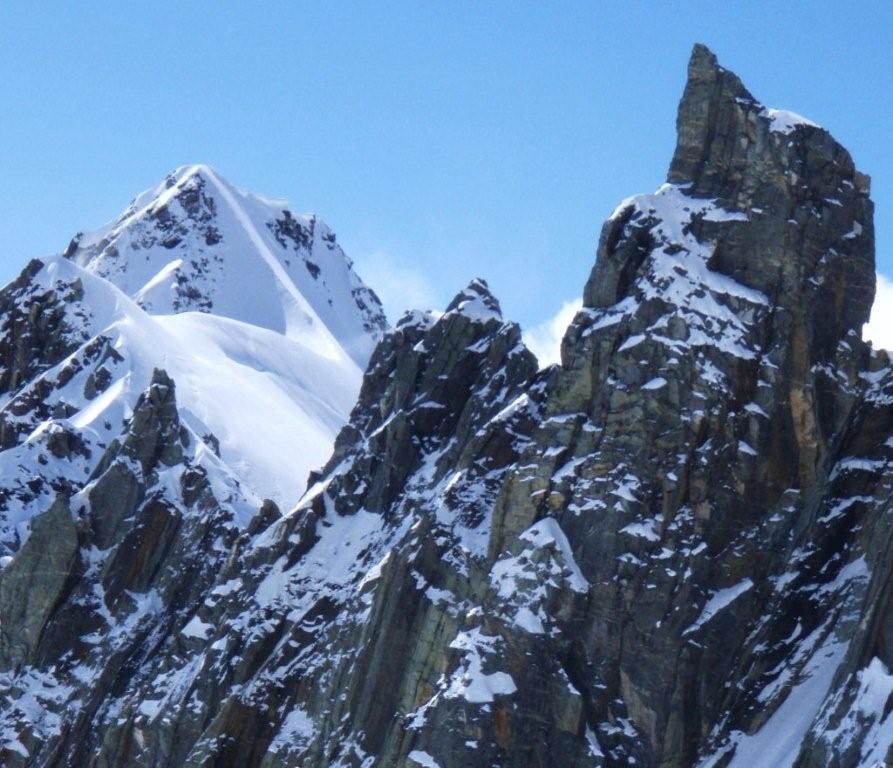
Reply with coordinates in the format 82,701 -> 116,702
1,45 -> 891,768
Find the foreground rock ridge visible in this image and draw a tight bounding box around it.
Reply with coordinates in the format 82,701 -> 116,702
0,44 -> 891,767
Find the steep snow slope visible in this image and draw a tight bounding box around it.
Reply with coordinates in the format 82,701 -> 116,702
152,311 -> 360,503
0,255 -> 362,553
61,164 -> 385,501
0,167 -> 385,548
65,164 -> 386,366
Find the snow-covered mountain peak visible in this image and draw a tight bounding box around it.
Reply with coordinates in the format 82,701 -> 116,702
64,164 -> 386,367
0,165 -> 390,522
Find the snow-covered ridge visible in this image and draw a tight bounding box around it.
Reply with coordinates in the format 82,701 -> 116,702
0,256 -> 363,545
65,164 -> 386,367
764,107 -> 821,135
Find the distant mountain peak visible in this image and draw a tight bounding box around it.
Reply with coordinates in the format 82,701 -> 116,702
64,165 -> 386,367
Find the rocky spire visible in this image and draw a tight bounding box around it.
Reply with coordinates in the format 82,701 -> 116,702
444,278 -> 503,320
667,43 -> 760,197
585,43 -> 875,358
323,279 -> 535,512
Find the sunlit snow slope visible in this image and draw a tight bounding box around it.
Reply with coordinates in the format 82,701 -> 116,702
65,164 -> 386,367
1,166 -> 385,526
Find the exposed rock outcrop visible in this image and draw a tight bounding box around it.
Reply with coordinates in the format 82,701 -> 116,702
0,495 -> 79,668
1,45 -> 890,768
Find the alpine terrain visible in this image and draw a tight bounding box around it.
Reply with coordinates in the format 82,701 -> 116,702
1,45 -> 891,767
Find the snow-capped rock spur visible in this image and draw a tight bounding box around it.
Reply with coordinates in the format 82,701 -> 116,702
1,45 -> 891,768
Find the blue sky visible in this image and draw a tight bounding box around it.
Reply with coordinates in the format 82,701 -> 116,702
1,2 -> 890,349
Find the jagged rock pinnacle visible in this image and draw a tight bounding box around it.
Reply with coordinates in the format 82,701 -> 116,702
668,43 -> 759,196
444,278 -> 503,320
593,44 -> 875,351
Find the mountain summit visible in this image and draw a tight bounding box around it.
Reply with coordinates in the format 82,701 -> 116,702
65,164 -> 386,366
0,167 -> 384,527
1,46 -> 891,768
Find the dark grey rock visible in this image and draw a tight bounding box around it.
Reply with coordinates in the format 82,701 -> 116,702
1,44 -> 891,768
0,495 -> 79,669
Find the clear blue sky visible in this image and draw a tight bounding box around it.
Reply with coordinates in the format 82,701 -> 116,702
1,2 -> 890,332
